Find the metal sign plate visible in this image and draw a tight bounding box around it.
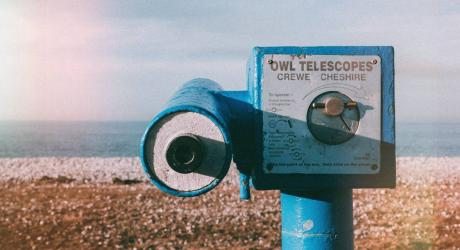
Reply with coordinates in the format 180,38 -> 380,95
262,54 -> 381,174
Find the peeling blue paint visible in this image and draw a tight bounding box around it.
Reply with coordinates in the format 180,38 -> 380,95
281,189 -> 354,249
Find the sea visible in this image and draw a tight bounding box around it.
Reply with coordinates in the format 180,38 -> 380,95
0,121 -> 459,157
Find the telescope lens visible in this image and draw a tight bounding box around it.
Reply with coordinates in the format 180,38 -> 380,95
174,145 -> 195,165
166,134 -> 204,174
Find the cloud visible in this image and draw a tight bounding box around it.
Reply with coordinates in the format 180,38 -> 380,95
95,1 -> 460,123
1,0 -> 460,121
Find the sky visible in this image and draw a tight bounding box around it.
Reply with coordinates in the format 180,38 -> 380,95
0,1 -> 459,122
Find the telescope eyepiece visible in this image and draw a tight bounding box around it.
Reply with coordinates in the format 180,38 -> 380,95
166,134 -> 204,174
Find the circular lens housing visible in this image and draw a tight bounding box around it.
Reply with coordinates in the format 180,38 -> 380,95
307,92 -> 360,145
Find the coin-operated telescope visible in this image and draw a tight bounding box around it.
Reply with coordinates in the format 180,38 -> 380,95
140,46 -> 395,249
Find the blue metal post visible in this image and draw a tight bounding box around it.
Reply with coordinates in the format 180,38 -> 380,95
281,189 -> 354,250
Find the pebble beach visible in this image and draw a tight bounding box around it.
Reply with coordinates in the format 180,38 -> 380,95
0,157 -> 459,249
1,157 -> 458,184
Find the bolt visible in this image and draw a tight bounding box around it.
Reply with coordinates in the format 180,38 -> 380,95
311,103 -> 325,109
266,163 -> 274,171
268,59 -> 273,64
372,59 -> 378,64
346,101 -> 358,108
